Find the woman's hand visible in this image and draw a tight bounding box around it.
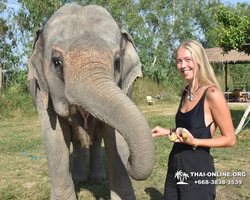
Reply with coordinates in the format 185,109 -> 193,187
170,128 -> 196,146
151,126 -> 170,138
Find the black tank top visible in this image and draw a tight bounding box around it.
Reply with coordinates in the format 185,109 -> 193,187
171,86 -> 215,154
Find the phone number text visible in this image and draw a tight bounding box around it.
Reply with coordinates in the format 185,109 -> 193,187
194,180 -> 243,185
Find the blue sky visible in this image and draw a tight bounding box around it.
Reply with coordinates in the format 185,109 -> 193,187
4,0 -> 249,16
4,0 -> 249,9
223,0 -> 249,5
2,0 -> 249,69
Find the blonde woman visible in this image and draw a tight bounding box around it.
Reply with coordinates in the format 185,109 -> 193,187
151,40 -> 235,200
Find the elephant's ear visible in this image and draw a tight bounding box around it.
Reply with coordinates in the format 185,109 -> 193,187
28,27 -> 49,109
120,30 -> 142,94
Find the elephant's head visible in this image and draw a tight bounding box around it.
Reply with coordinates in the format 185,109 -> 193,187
28,4 -> 154,180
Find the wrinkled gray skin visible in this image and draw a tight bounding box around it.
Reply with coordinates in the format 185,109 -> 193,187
28,4 -> 155,200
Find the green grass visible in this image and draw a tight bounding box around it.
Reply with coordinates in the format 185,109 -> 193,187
0,117 -> 51,200
0,80 -> 250,199
0,84 -> 37,120
131,77 -> 181,107
0,103 -> 249,199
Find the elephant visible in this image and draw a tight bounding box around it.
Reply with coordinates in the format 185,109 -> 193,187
28,4 -> 155,200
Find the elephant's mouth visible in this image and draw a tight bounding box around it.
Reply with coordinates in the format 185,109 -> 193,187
69,105 -> 90,128
69,105 -> 103,147
78,109 -> 90,130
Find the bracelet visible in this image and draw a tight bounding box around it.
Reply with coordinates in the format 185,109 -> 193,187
170,129 -> 172,134
193,139 -> 199,150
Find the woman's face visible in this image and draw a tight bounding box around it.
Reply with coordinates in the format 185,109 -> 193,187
176,46 -> 199,82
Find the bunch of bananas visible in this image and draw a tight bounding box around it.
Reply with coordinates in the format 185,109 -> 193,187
169,128 -> 188,142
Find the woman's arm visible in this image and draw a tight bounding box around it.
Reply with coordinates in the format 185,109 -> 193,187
151,126 -> 173,138
203,87 -> 235,147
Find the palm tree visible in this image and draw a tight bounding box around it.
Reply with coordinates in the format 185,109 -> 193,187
174,170 -> 183,180
182,172 -> 189,182
175,170 -> 189,185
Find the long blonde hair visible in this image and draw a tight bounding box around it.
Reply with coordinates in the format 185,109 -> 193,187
176,40 -> 221,91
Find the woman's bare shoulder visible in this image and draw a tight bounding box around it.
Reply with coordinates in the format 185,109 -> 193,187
205,85 -> 225,104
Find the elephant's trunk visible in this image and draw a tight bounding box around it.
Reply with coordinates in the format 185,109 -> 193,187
65,63 -> 155,180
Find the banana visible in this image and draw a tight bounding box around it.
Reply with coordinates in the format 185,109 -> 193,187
169,128 -> 189,142
181,131 -> 188,139
170,133 -> 178,142
178,128 -> 188,139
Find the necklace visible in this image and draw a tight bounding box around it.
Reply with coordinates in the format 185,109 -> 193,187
187,85 -> 203,101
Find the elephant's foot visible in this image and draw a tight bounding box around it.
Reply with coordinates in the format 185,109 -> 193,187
110,191 -> 136,200
51,185 -> 77,200
72,166 -> 88,185
72,174 -> 88,185
72,171 -> 88,185
51,195 -> 77,200
88,167 -> 107,181
51,194 -> 77,200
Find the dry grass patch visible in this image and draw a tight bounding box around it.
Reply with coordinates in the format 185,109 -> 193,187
0,102 -> 250,199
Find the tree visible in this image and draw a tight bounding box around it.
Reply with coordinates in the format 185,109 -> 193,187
4,0 -> 228,89
216,2 -> 250,54
0,1 -> 25,89
1,1 -> 19,90
0,1 -> 7,90
134,0 -> 222,85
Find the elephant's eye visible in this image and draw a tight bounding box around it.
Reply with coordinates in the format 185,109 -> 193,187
52,58 -> 63,72
53,59 -> 63,70
52,58 -> 64,78
114,58 -> 121,75
114,56 -> 122,87
54,60 -> 62,66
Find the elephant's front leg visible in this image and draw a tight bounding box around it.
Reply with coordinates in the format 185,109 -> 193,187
88,139 -> 106,181
103,128 -> 135,200
71,134 -> 106,183
71,141 -> 87,185
45,117 -> 76,200
37,96 -> 76,199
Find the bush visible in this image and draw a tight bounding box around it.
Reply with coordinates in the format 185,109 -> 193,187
131,77 -> 181,106
0,84 -> 37,119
